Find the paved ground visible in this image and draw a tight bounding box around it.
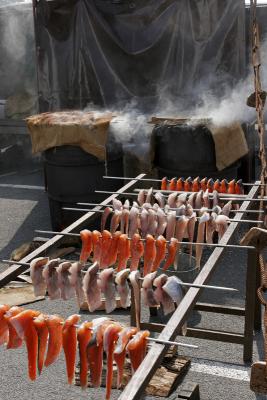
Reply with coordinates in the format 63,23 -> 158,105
0,167 -> 266,400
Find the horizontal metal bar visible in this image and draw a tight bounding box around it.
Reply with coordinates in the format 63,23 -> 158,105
194,302 -> 245,316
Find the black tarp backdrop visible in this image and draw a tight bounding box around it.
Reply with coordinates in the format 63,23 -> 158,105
33,0 -> 246,113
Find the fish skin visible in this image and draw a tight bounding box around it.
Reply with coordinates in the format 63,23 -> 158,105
57,261 -> 76,300
87,319 -> 114,387
176,178 -> 184,191
195,212 -> 210,269
126,330 -> 150,372
143,235 -> 156,276
166,211 -> 176,241
33,314 -> 49,375
215,215 -> 229,240
9,309 -> 41,380
112,198 -> 122,211
120,208 -> 130,235
44,314 -> 64,367
152,235 -> 167,271
79,230 -> 92,263
161,177 -> 168,190
147,208 -> 158,236
63,314 -> 81,385
137,189 -> 146,206
130,233 -> 144,271
110,210 -> 122,234
99,268 -> 117,313
92,230 -> 102,263
101,207 -> 113,232
154,191 -> 166,208
0,304 -> 10,345
141,271 -> 158,307
4,306 -> 24,349
107,231 -> 122,266
115,269 -> 131,308
167,192 -> 178,208
30,257 -> 49,297
129,271 -> 141,325
77,321 -> 93,389
162,276 -> 184,305
69,261 -> 85,305
154,274 -> 175,315
99,230 -> 113,268
128,206 -> 140,238
140,208 -> 149,238
221,200 -> 232,217
162,238 -> 178,271
104,323 -> 123,400
42,258 -> 61,300
83,262 -> 102,312
114,326 -> 138,388
156,208 -> 167,236
117,234 -> 131,271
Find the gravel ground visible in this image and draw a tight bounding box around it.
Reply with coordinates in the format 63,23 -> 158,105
0,168 -> 265,400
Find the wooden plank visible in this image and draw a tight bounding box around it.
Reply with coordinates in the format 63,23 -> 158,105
194,302 -> 245,316
118,181 -> 260,400
0,174 -> 146,288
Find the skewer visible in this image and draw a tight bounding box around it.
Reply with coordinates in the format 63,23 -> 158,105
33,230 -> 256,250
75,202 -> 263,214
103,175 -> 266,187
95,189 -> 267,202
62,207 -> 262,224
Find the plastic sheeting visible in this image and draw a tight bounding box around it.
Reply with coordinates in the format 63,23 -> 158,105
34,0 -> 246,112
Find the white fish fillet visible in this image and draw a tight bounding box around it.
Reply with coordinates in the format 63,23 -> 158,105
112,199 -> 122,211
146,187 -> 153,204
129,271 -> 141,324
42,258 -> 61,300
120,208 -> 130,235
221,201 -> 232,217
69,261 -> 85,305
174,215 -> 189,270
203,189 -> 210,209
141,271 -> 158,307
128,206 -> 140,238
99,268 -> 117,313
154,274 -> 175,315
156,207 -> 167,236
215,215 -> 229,240
110,210 -> 122,234
176,193 -> 187,207
30,257 -> 49,297
195,190 -> 204,214
83,262 -> 102,312
212,190 -> 220,208
167,192 -> 178,208
101,207 -> 112,231
187,213 -> 197,264
188,192 -> 197,208
115,269 -> 131,308
166,211 -> 176,240
57,261 -> 76,300
137,189 -> 146,206
154,192 -> 166,208
147,209 -> 158,236
140,208 -> 149,238
195,212 -> 210,269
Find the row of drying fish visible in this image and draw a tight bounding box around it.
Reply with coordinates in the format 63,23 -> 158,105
30,257 -> 185,314
160,176 -> 244,194
0,305 -> 150,399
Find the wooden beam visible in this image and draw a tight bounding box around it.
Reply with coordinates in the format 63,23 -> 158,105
0,174 -> 146,288
118,181 -> 260,400
194,302 -> 245,316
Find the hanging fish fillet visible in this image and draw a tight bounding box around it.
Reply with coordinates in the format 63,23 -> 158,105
129,271 -> 141,326
212,190 -> 220,208
120,208 -> 130,235
137,189 -> 146,206
147,208 -> 158,236
42,258 -> 61,300
203,189 -> 210,208
176,177 -> 184,191
206,214 -> 216,244
107,231 -> 122,266
110,210 -> 122,234
79,229 -> 92,263
154,191 -> 166,208
4,306 -> 24,349
154,274 -> 175,315
117,234 -> 131,271
141,271 -> 158,307
152,235 -> 167,271
140,208 -> 149,238
101,207 -> 113,232
112,198 -> 122,211
77,321 -> 93,389
92,230 -> 102,263
57,261 -> 76,300
176,193 -> 188,207
215,215 -> 229,240
9,309 -> 41,380
162,276 -> 186,335
126,330 -> 150,372
188,192 -> 197,208
128,206 -> 140,238
192,177 -> 200,192
187,213 -> 197,263
166,211 -> 176,241
123,199 -> 130,209
162,238 -> 178,271
167,192 -> 178,208
44,314 -> 64,367
174,215 -> 189,269
207,178 -> 214,193
114,326 -> 138,388
146,187 -> 153,204
115,269 -> 131,308
184,177 -> 192,192
62,314 -> 80,385
195,190 -> 204,214
235,179 -> 244,195
195,212 -> 210,269
30,257 -> 49,297
99,230 -> 112,268
200,177 -> 207,191
168,177 -> 177,191
130,233 -> 144,271
33,313 -> 48,375
227,179 -> 236,194
83,262 -> 102,312
220,179 -> 228,193
221,200 -> 232,217
0,304 -> 10,345
161,177 -> 168,190
156,207 -> 167,236
143,235 -> 156,276
69,261 -> 85,305
99,268 -> 117,313
104,323 -> 123,400
214,179 -> 221,192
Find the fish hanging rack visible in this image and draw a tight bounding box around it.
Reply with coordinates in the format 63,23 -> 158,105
0,174 -> 263,400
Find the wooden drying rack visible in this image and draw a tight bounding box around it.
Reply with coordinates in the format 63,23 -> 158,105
0,174 -> 262,400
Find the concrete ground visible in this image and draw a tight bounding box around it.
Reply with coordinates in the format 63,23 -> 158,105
0,167 -> 266,400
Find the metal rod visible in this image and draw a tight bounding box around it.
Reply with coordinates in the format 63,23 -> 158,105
62,207 -> 261,224
95,189 -> 267,202
2,260 -> 30,267
34,230 -> 255,250
176,282 -> 238,292
147,337 -> 198,348
103,175 -> 266,187
75,203 -> 263,214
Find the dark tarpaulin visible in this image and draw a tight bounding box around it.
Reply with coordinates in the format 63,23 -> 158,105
34,0 -> 246,112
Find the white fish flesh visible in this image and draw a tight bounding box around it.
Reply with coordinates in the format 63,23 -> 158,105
69,261 -> 85,305
156,207 -> 167,236
195,212 -> 210,269
115,269 -> 131,308
137,189 -> 146,206
128,206 -> 140,238
154,191 -> 166,208
141,271 -> 158,307
112,199 -> 122,211
57,261 -> 76,300
147,208 -> 158,236
167,192 -> 178,208
221,201 -> 232,217
99,268 -> 116,314
166,211 -> 176,240
30,257 -> 49,297
83,262 -> 102,312
42,258 -> 61,300
101,207 -> 112,232
215,215 -> 229,240
154,274 -> 175,315
110,210 -> 122,234
140,208 -> 149,238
